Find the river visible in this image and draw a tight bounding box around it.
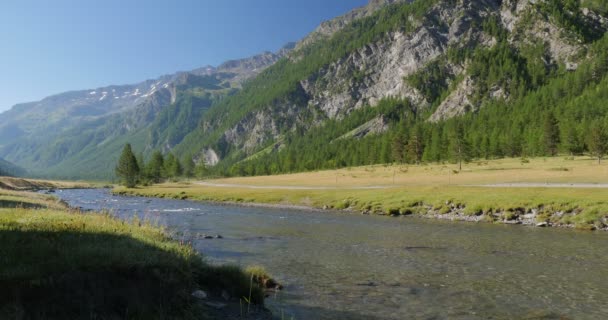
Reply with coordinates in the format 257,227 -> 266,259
55,189 -> 608,319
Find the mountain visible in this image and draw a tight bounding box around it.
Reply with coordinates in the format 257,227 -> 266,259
0,158 -> 25,177
1,0 -> 607,179
0,44 -> 294,179
169,0 -> 608,176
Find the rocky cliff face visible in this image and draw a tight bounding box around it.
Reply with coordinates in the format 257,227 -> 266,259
201,0 -> 606,164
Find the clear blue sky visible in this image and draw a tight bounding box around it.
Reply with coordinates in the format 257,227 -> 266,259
0,0 -> 367,112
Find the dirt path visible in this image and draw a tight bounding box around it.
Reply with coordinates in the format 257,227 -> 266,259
470,183 -> 608,188
196,181 -> 391,190
197,181 -> 608,190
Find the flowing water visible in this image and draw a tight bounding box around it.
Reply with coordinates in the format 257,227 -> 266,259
56,189 -> 608,320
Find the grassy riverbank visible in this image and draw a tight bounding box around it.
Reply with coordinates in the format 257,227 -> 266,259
1,182 -> 268,319
116,157 -> 608,231
0,176 -> 94,191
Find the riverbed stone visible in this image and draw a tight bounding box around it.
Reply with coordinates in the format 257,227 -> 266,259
204,301 -> 227,309
192,290 -> 208,300
536,222 -> 548,227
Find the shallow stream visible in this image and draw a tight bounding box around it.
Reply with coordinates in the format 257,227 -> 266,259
56,189 -> 608,319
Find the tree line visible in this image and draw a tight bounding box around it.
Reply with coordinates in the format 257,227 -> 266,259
115,145 -> 209,187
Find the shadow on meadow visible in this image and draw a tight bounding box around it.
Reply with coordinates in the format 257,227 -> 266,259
0,221 -> 264,319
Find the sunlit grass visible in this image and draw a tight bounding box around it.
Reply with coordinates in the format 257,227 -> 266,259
117,156 -> 608,230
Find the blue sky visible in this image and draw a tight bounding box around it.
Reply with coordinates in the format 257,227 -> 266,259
0,0 -> 367,112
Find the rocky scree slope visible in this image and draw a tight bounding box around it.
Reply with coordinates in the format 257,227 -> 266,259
179,0 -> 607,169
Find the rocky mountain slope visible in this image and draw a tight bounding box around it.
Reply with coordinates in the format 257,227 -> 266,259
0,44 -> 293,178
172,0 -> 607,174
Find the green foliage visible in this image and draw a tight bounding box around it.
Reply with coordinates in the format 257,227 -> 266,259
587,119 -> 608,163
146,151 -> 165,183
406,57 -> 454,104
209,32 -> 608,177
539,0 -> 605,42
164,153 -> 183,178
115,144 -> 140,188
543,112 -> 561,156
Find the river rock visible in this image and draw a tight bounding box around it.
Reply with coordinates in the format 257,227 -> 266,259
204,301 -> 227,309
536,222 -> 549,227
221,290 -> 231,301
215,234 -> 223,239
191,290 -> 208,300
503,220 -> 522,225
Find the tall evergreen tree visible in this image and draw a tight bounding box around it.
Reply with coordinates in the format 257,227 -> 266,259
543,112 -> 560,156
564,125 -> 582,155
115,144 -> 139,188
164,153 -> 183,178
182,155 -> 195,178
449,124 -> 470,171
406,124 -> 425,165
147,151 -> 165,183
588,120 -> 608,164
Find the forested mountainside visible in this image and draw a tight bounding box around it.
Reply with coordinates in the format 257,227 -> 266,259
0,158 -> 24,177
0,45 -> 293,179
1,0 -> 607,180
171,0 -> 608,176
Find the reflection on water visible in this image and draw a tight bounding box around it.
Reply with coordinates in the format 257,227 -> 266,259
57,189 -> 608,320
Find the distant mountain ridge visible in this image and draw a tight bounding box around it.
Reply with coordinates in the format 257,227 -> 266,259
0,158 -> 24,177
0,43 -> 294,178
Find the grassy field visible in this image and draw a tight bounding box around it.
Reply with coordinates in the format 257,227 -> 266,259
0,184 -> 268,319
208,156 -> 608,187
0,176 -> 95,191
116,157 -> 608,231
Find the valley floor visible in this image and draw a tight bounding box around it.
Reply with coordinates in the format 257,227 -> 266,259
116,156 -> 608,231
0,178 -> 269,319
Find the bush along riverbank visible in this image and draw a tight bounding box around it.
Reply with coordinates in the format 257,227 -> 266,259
114,183 -> 608,232
0,186 -> 273,319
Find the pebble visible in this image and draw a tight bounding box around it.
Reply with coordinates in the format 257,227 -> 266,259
191,290 -> 208,300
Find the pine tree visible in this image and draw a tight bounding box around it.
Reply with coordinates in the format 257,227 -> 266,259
182,155 -> 195,178
406,124 -> 425,165
588,120 -> 608,164
164,153 -> 183,178
391,134 -> 405,163
147,151 -> 165,183
543,112 -> 560,156
449,124 -> 470,171
564,125 -> 582,155
115,144 -> 139,188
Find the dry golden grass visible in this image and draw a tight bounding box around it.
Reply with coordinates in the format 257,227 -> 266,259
207,156 -> 608,187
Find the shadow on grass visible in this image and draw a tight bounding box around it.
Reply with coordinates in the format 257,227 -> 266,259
0,229 -> 263,320
0,199 -> 45,209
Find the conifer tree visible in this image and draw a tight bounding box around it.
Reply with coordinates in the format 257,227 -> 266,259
147,151 -> 165,183
543,112 -> 560,156
182,155 -> 195,178
115,144 -> 139,188
449,124 -> 470,171
407,124 -> 425,165
164,153 -> 183,178
588,120 -> 608,164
